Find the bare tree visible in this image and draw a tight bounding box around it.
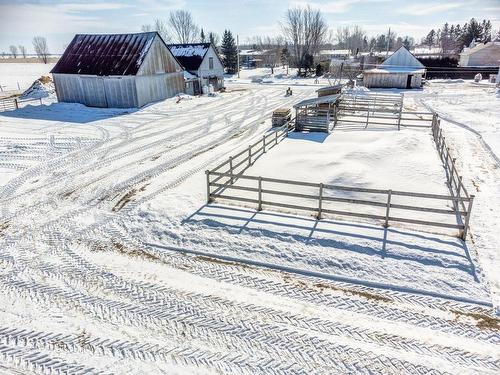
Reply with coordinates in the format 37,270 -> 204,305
141,19 -> 171,42
335,25 -> 367,54
33,36 -> 50,64
169,10 -> 199,43
282,5 -> 328,76
9,45 -> 18,58
259,36 -> 285,74
18,45 -> 27,58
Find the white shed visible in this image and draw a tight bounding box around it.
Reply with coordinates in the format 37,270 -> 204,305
168,43 -> 225,93
363,46 -> 426,89
459,41 -> 500,67
51,32 -> 185,108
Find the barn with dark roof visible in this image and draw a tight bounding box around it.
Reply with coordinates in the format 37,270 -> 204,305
168,43 -> 224,94
51,32 -> 184,108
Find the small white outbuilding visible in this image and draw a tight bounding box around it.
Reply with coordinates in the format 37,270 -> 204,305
168,43 -> 225,94
459,41 -> 500,67
363,46 -> 426,89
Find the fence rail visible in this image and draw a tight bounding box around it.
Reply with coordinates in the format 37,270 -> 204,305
205,111 -> 474,240
0,97 -> 44,112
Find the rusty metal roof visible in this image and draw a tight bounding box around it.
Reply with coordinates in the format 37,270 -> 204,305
51,32 -> 157,76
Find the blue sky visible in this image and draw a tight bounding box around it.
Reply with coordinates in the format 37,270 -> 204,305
0,0 -> 499,54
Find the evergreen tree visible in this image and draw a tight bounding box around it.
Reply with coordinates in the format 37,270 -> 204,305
280,43 -> 290,68
481,20 -> 492,42
200,28 -> 206,43
221,30 -> 238,74
424,29 -> 436,48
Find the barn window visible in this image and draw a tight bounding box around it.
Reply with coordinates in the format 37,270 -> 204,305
209,57 -> 214,69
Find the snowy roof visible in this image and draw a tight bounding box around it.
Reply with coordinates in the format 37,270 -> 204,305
320,49 -> 350,56
460,41 -> 500,56
293,94 -> 341,108
51,32 -> 159,76
240,49 -> 267,56
364,67 -> 425,74
381,46 -> 425,70
168,43 -> 211,71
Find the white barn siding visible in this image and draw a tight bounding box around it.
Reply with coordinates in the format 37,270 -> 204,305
103,77 -> 137,108
364,73 -> 422,89
137,36 -> 181,76
54,74 -> 139,108
136,72 -> 184,107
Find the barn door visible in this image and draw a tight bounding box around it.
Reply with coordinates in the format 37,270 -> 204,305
406,75 -> 413,89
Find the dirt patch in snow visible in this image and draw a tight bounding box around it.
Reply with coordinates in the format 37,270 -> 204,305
0,222 -> 10,237
112,184 -> 148,212
282,274 -> 393,303
452,309 -> 500,331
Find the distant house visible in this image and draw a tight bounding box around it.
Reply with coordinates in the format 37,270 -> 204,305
168,43 -> 224,94
363,46 -> 426,89
320,49 -> 351,62
459,41 -> 500,67
239,49 -> 266,68
51,32 -> 184,108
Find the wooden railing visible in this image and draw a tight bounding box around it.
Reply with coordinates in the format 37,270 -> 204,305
431,114 -> 475,238
0,97 -> 44,112
207,172 -> 473,238
205,112 -> 475,240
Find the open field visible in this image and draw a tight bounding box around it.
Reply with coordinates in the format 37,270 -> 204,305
0,71 -> 499,374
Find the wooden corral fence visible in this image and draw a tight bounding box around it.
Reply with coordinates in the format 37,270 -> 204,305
0,97 -> 45,112
337,92 -> 435,129
431,114 -> 474,236
205,113 -> 475,240
207,121 -> 294,192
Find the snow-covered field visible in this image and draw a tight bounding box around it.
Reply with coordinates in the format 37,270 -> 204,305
0,62 -> 56,94
0,67 -> 499,374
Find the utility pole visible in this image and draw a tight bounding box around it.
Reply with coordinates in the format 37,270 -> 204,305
385,27 -> 391,58
237,35 -> 240,78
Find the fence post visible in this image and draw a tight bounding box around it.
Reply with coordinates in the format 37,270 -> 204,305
205,170 -> 212,204
17,82 -> 20,91
263,135 -> 266,153
14,99 -> 18,109
449,157 -> 456,187
39,98 -> 42,105
365,107 -> 370,128
397,94 -> 403,130
462,195 -> 475,240
317,183 -> 323,220
248,145 -> 252,165
258,177 -> 263,211
384,190 -> 392,227
229,156 -> 234,184
275,130 -> 278,145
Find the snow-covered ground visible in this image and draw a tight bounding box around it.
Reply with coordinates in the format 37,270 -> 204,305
0,69 -> 499,374
226,66 -> 334,86
0,62 -> 56,94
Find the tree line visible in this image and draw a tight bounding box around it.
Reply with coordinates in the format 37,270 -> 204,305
3,37 -> 50,64
422,18 -> 497,54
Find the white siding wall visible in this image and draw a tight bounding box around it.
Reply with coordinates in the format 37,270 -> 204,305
53,74 -> 138,108
363,73 -> 422,88
136,72 -> 184,107
464,47 -> 500,66
197,46 -> 225,86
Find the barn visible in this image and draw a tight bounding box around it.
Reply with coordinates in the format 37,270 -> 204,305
363,46 -> 426,89
168,43 -> 224,94
51,32 -> 185,108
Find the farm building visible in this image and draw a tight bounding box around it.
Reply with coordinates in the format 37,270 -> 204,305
459,41 -> 500,67
168,43 -> 224,94
51,32 -> 185,108
363,46 -> 426,89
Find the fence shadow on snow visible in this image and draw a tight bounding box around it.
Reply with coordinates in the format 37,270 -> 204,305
183,203 -> 480,282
